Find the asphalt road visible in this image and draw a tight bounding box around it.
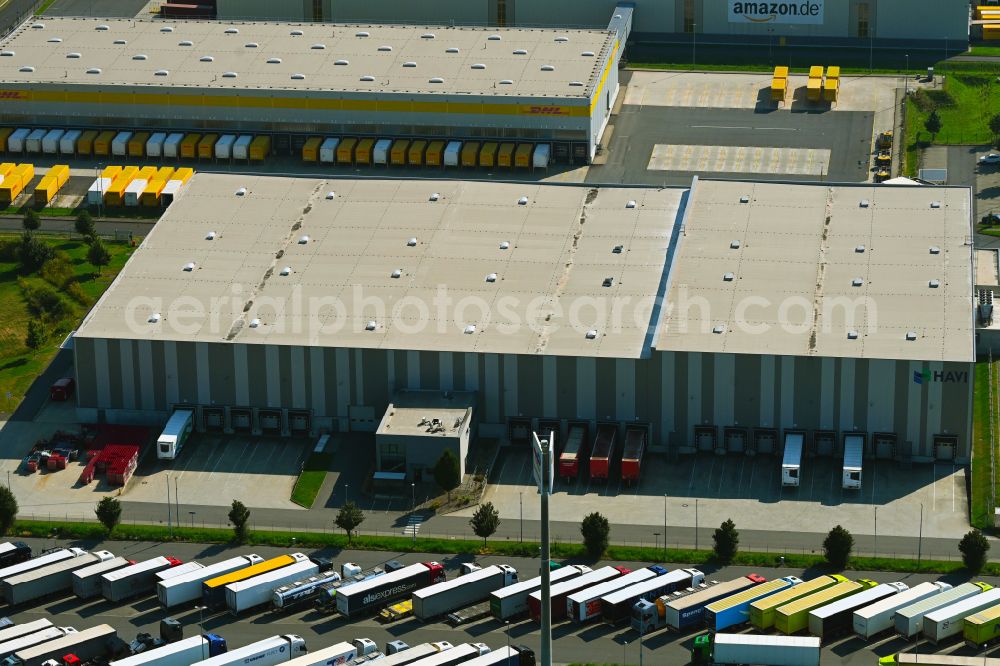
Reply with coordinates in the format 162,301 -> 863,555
6,537 -> 995,666
0,0 -> 37,39
40,0 -> 149,17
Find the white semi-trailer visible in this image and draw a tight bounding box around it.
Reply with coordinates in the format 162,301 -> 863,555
412,566 -> 517,621
109,634 -> 227,666
191,634 -> 307,666
74,557 -> 133,599
158,554 -> 263,608
0,548 -> 86,583
225,560 -> 319,614
3,550 -> 113,605
692,633 -> 820,666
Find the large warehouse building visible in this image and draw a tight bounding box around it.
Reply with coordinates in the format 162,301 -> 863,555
0,15 -> 623,161
72,174 -> 975,467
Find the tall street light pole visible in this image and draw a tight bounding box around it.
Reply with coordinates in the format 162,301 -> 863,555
695,498 -> 699,551
662,494 -> 667,561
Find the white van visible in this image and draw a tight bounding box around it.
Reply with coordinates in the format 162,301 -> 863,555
781,433 -> 803,487
157,410 -> 194,460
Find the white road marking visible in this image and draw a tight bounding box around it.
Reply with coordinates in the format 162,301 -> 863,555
648,144 -> 830,175
690,125 -> 752,130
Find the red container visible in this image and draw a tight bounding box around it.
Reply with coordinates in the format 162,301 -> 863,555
558,425 -> 589,481
589,425 -> 617,480
49,377 -> 75,401
621,428 -> 646,484
527,565 -> 629,623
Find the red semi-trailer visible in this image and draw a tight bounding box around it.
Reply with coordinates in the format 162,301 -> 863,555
527,566 -> 629,622
558,425 -> 589,482
621,427 -> 646,484
589,424 -> 617,480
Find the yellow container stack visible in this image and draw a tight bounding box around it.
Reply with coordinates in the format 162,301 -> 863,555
807,65 -> 823,101
461,141 -> 480,167
0,163 -> 34,205
104,166 -> 139,206
34,163 -> 70,205
498,142 -> 516,167
424,140 -> 444,166
77,130 -> 99,156
823,66 -> 840,102
479,142 -> 498,168
302,137 -> 322,162
337,138 -> 357,164
771,66 -> 789,102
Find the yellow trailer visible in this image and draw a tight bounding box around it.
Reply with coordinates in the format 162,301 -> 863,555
807,77 -> 822,101
153,167 -> 175,182
94,130 -> 116,157
136,166 -> 158,180
180,133 -> 201,159
407,139 -> 427,166
302,137 -> 322,162
390,139 -> 410,166
197,134 -> 219,160
808,65 -> 823,79
773,66 -> 789,79
0,181 -> 21,204
337,137 -> 358,164
750,575 -> 847,630
104,166 -> 138,206
77,130 -> 99,156
985,24 -> 1000,40
355,138 -> 375,165
0,128 -> 13,153
424,140 -> 444,167
825,65 -> 840,80
127,132 -> 150,158
775,579 -> 875,635
515,143 -> 533,168
479,142 -> 499,168
171,167 -> 194,184
48,164 -> 70,187
101,165 -> 122,179
461,141 -> 480,167
34,176 -> 58,205
249,136 -> 271,161
498,142 -> 516,167
141,179 -> 168,207
0,163 -> 14,179
823,78 -> 839,102
771,77 -> 788,102
11,163 -> 34,189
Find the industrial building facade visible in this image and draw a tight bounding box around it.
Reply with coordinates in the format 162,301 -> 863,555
72,175 -> 975,464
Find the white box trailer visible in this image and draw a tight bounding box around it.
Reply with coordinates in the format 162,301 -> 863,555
7,624 -> 115,666
123,179 -> 147,206
103,556 -> 178,602
853,581 -> 951,640
707,634 -> 820,666
157,409 -> 193,460
232,135 -> 253,160
319,138 -> 339,163
111,131 -> 132,156
3,550 -> 113,605
458,646 -> 535,666
443,141 -> 461,167
809,582 -> 907,640
842,435 -> 863,489
782,433 -> 803,486
74,556 -> 133,598
59,129 -> 82,155
226,559 -> 319,614
413,565 -> 517,621
87,178 -> 112,205
363,643 -> 452,666
532,144 -> 550,169
214,134 -> 236,159
283,639 -> 378,666
567,567 -> 659,623
0,622 -> 53,646
159,555 -> 263,608
25,129 -> 46,154
895,582 -> 987,638
7,128 -> 29,153
490,565 -> 590,621
157,561 -> 203,582
192,634 -> 307,666
405,643 -> 489,666
373,139 -> 392,165
110,634 -> 227,666
923,587 -> 1000,643
0,627 -> 74,659
163,133 -> 184,158
145,132 -> 167,158
0,548 -> 86,583
41,129 -> 64,154
160,180 -> 182,205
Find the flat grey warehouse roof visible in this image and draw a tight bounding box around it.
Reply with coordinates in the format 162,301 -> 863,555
657,179 -> 974,363
76,174 -> 684,358
0,17 -> 614,97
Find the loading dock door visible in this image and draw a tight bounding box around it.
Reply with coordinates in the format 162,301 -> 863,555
725,428 -> 746,454
754,429 -> 776,455
694,426 -> 716,453
874,433 -> 896,460
814,431 -> 835,457
508,418 -> 532,444
348,405 -> 377,432
934,435 -> 957,461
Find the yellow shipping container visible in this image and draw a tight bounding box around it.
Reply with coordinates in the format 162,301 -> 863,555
986,24 -> 1000,40
302,137 -> 322,162
515,143 -> 533,168
424,140 -> 444,167
498,143 -> 516,168
197,134 -> 219,160
771,78 -> 788,101
12,164 -> 34,189
136,166 -> 158,180
48,164 -> 70,187
823,78 -> 840,102
461,142 -> 481,167
0,163 -> 15,178
141,179 -> 167,207
407,140 -> 427,166
180,134 -> 201,159
773,66 -> 789,79
76,130 -> 98,156
807,78 -> 822,100
825,65 -> 840,80
100,165 -> 122,179
390,139 -> 410,166
153,167 -> 175,181
249,136 -> 271,161
0,128 -> 13,153
355,138 -> 375,165
808,65 -> 823,79
128,132 -> 150,158
94,131 -> 116,156
0,182 -> 22,204
105,166 -> 139,206
337,137 -> 358,164
172,167 -> 194,184
34,176 -> 57,205
479,142 -> 499,168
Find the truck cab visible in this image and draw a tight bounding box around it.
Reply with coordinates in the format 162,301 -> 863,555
498,565 -> 518,585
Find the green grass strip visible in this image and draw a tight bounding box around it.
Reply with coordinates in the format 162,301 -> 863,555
290,452 -> 333,508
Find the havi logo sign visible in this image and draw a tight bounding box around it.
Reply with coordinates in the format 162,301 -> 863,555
728,0 -> 824,25
913,369 -> 969,385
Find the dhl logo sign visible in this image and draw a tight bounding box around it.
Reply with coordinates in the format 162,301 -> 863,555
0,90 -> 27,100
526,105 -> 570,116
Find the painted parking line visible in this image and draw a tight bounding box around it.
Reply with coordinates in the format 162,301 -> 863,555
647,144 -> 831,175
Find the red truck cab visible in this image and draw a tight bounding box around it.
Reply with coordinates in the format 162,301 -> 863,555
49,377 -> 75,401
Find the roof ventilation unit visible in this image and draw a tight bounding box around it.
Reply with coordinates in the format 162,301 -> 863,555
555,36 -> 569,42
114,39 -> 127,45
471,63 -> 486,69
30,22 -> 44,28
178,40 -> 192,46
378,45 -> 392,51
464,324 -> 476,334
48,38 -> 62,43
421,32 -> 436,39
739,195 -> 750,203
267,57 -> 282,64
407,237 -> 417,246
391,269 -> 402,278
245,42 -> 259,48
930,246 -> 940,254
569,81 -> 584,86
66,52 -> 81,58
365,320 -> 376,331
154,69 -> 169,76
712,325 -> 725,334
582,51 -> 595,56
540,64 -> 555,71
602,277 -> 614,287
310,43 -> 325,49
859,199 -> 870,208
485,273 -> 497,283
403,61 -> 417,67
199,56 -> 214,62
355,31 -> 370,37
722,272 -> 734,281
429,192 -> 439,201
613,245 -> 623,253
206,231 -> 216,240
585,330 -> 598,340
160,26 -> 174,32
488,34 -> 501,40
325,191 -> 336,199
132,54 -> 147,60
249,318 -> 260,328
905,331 -> 918,341
847,330 -> 859,340
446,47 -> 460,53
335,59 -> 349,65
290,30 -> 304,36
499,79 -> 513,84
855,245 -> 865,253
929,279 -> 940,288
291,73 -> 305,80
235,187 -> 247,196
280,266 -> 292,276
930,201 -> 941,208
626,200 -> 636,208
730,240 -> 740,249
513,49 -> 527,55
18,66 -> 34,72
148,313 -> 161,323
429,77 -> 444,83
499,241 -> 510,250
183,262 -> 195,271
225,28 -> 239,34
298,235 -> 310,244
85,67 -> 99,74
222,71 -> 238,77
96,25 -> 111,31
360,75 -> 375,81
852,278 -> 864,287
0,51 -> 13,56
517,196 -> 529,205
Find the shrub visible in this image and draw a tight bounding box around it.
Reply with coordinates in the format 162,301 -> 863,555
713,519 -> 740,564
25,319 -> 45,350
20,280 -> 70,322
581,512 -> 610,559
824,525 -> 854,570
75,210 -> 95,239
22,209 -> 40,231
17,231 -> 54,274
65,282 -> 91,306
0,487 -> 17,536
335,501 -> 365,543
87,238 -> 111,275
40,255 -> 74,289
959,529 -> 991,574
470,502 -> 500,546
95,497 -> 122,534
228,500 -> 251,543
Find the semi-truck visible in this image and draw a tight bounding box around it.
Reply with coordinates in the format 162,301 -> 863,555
158,555 -> 264,608
272,571 -> 341,611
853,582 -> 951,640
568,566 -> 663,624
2,550 -> 113,605
775,579 -> 876,635
895,582 -> 991,638
403,643 -> 489,666
842,434 -> 863,489
658,575 -> 766,633
283,639 -> 381,666
454,646 -> 535,666
691,633 -> 820,666
203,553 -> 308,609
157,409 -> 193,460
191,635 -> 306,666
808,582 -> 907,641
558,425 -> 588,482
0,622 -> 53,647
490,565 -> 589,621
781,433 -> 803,486
4,624 -> 117,666
0,548 -> 85,583
0,544 -> 30,568
922,587 -> 1000,644
157,561 -> 204,582
880,654 -> 1000,666
110,634 -> 227,665
603,568 -> 704,625
338,561 -> 445,618
620,427 -> 646,484
226,559 -> 319,614
356,642 -> 453,666
413,565 -> 517,621
964,602 -> 1000,648
74,556 -> 134,598
589,424 -> 617,480
103,556 -> 182,602
705,577 -> 801,632
314,563 -> 388,612
0,627 -> 75,660
750,575 -> 847,630
529,566 -> 628,622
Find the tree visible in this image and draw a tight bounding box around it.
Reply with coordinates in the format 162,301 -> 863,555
87,238 -> 111,275
17,231 -> 54,274
959,529 -> 991,574
24,319 -> 44,350
0,487 -> 17,536
924,110 -> 942,141
335,501 -> 365,543
433,449 -> 461,501
22,209 -> 39,231
228,499 -> 251,543
823,525 -> 854,569
95,496 -> 122,534
470,502 -> 500,547
712,518 -> 740,564
74,211 -> 95,240
580,512 -> 610,559
990,113 -> 1000,147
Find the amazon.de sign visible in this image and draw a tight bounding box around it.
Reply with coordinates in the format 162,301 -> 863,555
728,0 -> 824,25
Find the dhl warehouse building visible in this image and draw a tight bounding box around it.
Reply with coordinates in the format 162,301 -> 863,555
0,12 -> 629,164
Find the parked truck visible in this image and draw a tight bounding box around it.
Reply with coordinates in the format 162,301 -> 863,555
964,602 -> 1000,648
284,639 -> 380,666
404,643 -> 489,666
568,567 -> 662,624
0,627 -> 75,660
338,561 -> 445,619
314,563 -> 387,612
603,568 -> 704,625
895,582 -> 992,638
775,579 -> 876,635
3,550 -> 113,605
158,554 -> 263,608
0,544 -> 30,568
650,575 -> 766,633
809,582 -> 907,641
0,548 -> 85,583
842,434 -> 863,489
589,424 -> 617,480
110,634 -> 227,666
4,624 -> 118,666
357,642 -> 453,666
74,557 -> 134,599
204,554 -> 308,609
690,633 -> 820,666
853,582 -> 951,640
226,559 -> 319,614
781,433 -> 803,486
620,427 -> 646,484
923,587 -> 1000,644
413,565 -> 517,621
0,622 -> 53,647
529,566 -> 628,622
459,646 -> 536,666
558,425 -> 589,482
157,410 -> 193,460
880,655 -> 1000,666
191,635 -> 307,666
705,577 -> 801,632
157,561 -> 204,583
103,556 -> 181,602
271,571 -> 341,611
491,565 -> 590,621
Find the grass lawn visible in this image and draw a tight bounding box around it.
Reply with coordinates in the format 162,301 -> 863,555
0,234 -> 135,414
969,46 -> 1000,57
906,63 -> 1000,146
290,452 -> 333,508
34,0 -> 58,15
971,359 -> 1000,530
